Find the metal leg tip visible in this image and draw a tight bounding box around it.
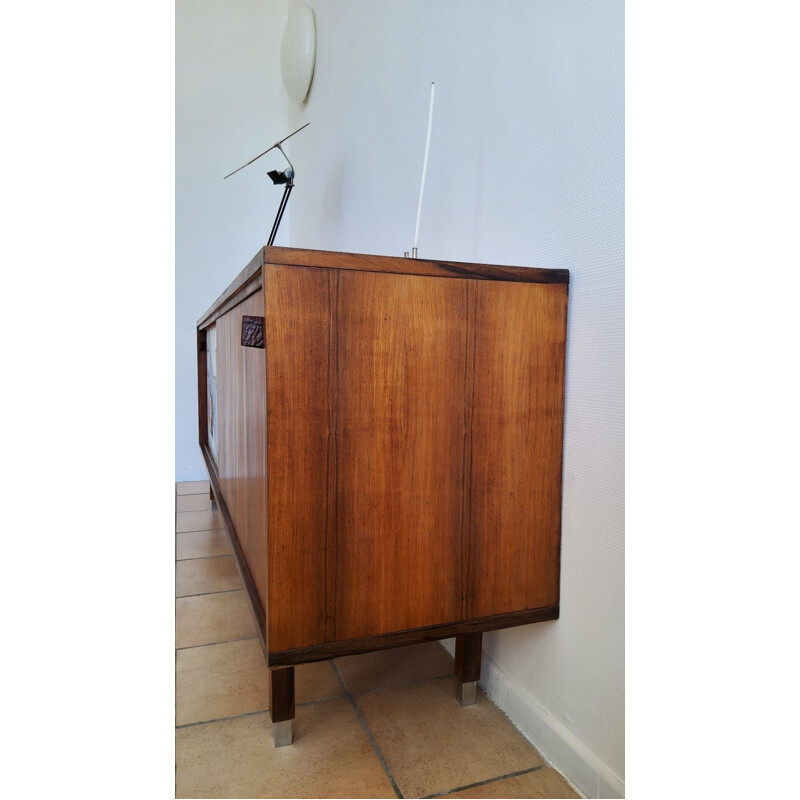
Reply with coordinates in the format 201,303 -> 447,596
272,719 -> 293,747
456,680 -> 478,706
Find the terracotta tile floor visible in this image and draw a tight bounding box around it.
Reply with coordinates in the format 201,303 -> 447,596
175,481 -> 581,799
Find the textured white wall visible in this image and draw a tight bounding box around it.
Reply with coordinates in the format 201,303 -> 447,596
176,0 -> 289,481
283,1 -> 624,796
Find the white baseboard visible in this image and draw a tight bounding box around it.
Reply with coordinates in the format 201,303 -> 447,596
440,640 -> 624,798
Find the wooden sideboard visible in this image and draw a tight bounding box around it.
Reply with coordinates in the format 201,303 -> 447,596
196,246 -> 569,745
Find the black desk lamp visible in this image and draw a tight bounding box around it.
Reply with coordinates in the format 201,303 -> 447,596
223,122 -> 309,246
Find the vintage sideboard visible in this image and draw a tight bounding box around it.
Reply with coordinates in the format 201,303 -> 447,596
196,246 -> 569,745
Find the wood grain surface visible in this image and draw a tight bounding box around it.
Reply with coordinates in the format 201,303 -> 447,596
200,250 -> 569,662
333,269 -> 466,640
265,266 -> 332,652
467,280 -> 567,617
215,291 -> 268,620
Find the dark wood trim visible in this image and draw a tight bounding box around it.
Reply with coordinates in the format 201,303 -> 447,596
197,329 -> 208,447
555,295 -> 570,611
262,246 -> 570,285
200,442 -> 267,644
455,632 -> 483,684
269,666 -> 295,723
267,605 -> 559,667
197,250 -> 265,329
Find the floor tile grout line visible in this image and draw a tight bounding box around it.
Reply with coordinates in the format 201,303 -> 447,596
176,709 -> 270,729
175,553 -> 236,563
176,635 -> 260,651
331,661 -> 404,799
420,765 -> 547,799
176,555 -> 234,563
175,694 -> 349,731
176,587 -> 245,599
295,694 -> 347,709
345,672 -> 454,697
176,589 -> 243,599
175,528 -> 226,535
175,484 -> 211,496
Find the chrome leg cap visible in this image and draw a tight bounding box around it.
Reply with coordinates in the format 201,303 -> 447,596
456,680 -> 477,706
272,719 -> 292,747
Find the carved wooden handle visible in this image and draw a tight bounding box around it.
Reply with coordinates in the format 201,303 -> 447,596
241,315 -> 265,348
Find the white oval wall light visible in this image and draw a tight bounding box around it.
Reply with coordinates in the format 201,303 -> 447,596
281,6 -> 316,104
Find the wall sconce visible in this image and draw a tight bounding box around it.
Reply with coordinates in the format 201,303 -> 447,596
281,5 -> 316,104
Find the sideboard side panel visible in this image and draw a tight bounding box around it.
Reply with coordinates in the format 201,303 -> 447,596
265,265 -> 332,653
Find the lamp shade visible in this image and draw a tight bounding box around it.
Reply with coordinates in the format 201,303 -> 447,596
281,6 -> 316,104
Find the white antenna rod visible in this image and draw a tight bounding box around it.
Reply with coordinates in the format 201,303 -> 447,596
411,82 -> 435,258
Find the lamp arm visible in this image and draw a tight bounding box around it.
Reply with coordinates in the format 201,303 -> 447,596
267,182 -> 293,246
275,143 -> 295,179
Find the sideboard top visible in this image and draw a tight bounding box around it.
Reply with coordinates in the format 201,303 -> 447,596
197,246 -> 569,329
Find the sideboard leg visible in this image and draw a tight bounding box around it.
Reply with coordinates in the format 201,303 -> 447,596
454,633 -> 482,706
269,666 -> 295,747
209,485 -> 217,510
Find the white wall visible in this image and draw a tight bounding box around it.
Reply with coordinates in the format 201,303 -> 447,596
177,1 -> 624,796
176,0 -> 289,481
283,1 -> 624,796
